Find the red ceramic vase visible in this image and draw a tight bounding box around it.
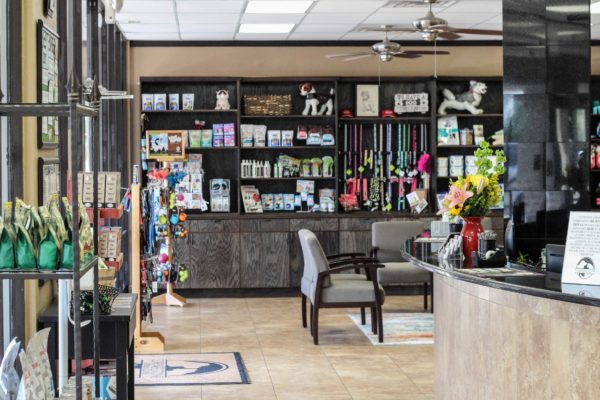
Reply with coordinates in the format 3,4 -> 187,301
461,216 -> 484,268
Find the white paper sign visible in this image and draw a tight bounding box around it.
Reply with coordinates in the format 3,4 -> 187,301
562,212 -> 600,285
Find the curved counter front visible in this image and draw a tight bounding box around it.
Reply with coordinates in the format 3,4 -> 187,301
401,239 -> 600,400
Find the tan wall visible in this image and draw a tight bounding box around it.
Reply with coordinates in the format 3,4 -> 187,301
128,45 -> 503,165
22,0 -> 56,341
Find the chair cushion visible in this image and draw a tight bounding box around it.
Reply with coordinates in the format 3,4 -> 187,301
331,273 -> 367,281
317,279 -> 385,305
377,262 -> 431,285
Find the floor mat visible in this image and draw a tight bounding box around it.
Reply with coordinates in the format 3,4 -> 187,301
349,312 -> 434,345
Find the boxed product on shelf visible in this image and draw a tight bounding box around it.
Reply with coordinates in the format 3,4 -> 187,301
153,94 -> 167,111
438,116 -> 459,145
321,127 -> 335,145
449,155 -> 464,177
297,125 -> 308,140
241,125 -> 254,147
268,130 -> 281,147
261,194 -> 274,211
188,130 -> 201,148
273,194 -> 284,211
465,155 -> 477,175
306,126 -> 322,145
210,179 -> 231,212
200,129 -> 213,147
241,185 -> 263,213
473,124 -> 485,145
224,123 -> 236,147
282,130 -> 294,147
254,125 -> 267,147
169,94 -> 179,111
97,173 -> 106,208
78,172 -> 107,208
142,94 -> 154,111
213,124 -> 225,147
105,172 -> 121,208
437,157 -> 449,177
284,194 -> 295,211
182,93 -> 194,110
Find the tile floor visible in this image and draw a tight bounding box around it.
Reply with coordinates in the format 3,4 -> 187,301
136,294 -> 434,400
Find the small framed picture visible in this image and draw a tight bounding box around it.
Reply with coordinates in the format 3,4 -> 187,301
146,130 -> 187,161
356,84 -> 379,117
38,157 -> 60,206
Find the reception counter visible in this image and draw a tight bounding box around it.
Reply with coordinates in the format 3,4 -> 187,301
401,239 -> 600,399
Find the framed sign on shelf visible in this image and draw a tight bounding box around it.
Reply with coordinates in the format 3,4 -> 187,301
37,20 -> 60,149
356,84 -> 379,117
146,130 -> 187,161
38,157 -> 61,207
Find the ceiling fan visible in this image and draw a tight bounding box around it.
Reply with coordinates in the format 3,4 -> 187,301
325,31 -> 450,62
360,0 -> 502,42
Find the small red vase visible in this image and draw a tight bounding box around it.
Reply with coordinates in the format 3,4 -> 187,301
461,217 -> 484,268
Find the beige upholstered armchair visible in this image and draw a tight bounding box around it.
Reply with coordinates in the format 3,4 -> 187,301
371,221 -> 432,311
298,229 -> 385,344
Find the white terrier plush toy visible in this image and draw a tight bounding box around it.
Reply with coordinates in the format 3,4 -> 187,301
299,83 -> 335,116
215,89 -> 231,110
438,80 -> 487,115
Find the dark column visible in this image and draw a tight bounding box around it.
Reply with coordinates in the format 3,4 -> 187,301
503,0 -> 591,260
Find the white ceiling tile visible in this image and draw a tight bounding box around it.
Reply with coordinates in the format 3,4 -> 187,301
179,23 -> 238,33
175,0 -> 245,13
342,31 -> 390,40
118,23 -> 179,33
241,13 -> 305,24
120,1 -> 174,14
234,33 -> 291,40
116,13 -> 176,24
442,1 -> 502,14
311,1 -> 386,13
123,32 -> 180,40
294,23 -> 356,33
180,32 -> 236,40
302,12 -> 367,24
289,32 -> 345,40
177,13 -> 240,24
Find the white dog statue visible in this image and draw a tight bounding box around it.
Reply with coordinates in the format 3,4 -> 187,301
299,83 -> 335,116
215,89 -> 231,110
438,80 -> 487,115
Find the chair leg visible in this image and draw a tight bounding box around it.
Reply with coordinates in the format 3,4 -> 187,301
371,307 -> 377,334
310,304 -> 314,336
423,282 -> 428,311
312,305 -> 320,345
301,294 -> 307,328
376,302 -> 384,343
431,279 -> 434,314
360,307 -> 366,325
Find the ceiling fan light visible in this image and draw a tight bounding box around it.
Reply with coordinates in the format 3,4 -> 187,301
422,31 -> 438,41
379,53 -> 393,62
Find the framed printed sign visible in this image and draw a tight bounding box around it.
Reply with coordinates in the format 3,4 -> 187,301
37,20 -> 60,148
356,84 -> 379,117
38,157 -> 60,206
562,212 -> 600,286
394,93 -> 429,114
146,130 -> 187,161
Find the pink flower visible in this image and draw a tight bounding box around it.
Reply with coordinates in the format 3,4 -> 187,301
437,184 -> 473,215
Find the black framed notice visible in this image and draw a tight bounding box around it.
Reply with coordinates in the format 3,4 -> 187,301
37,20 -> 60,149
38,157 -> 60,206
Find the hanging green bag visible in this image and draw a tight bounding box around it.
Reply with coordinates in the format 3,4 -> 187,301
37,206 -> 59,270
61,197 -> 74,270
15,224 -> 37,270
0,202 -> 16,269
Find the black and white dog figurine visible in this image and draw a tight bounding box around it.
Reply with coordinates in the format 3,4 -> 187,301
299,83 -> 335,116
438,80 -> 487,115
215,89 -> 231,110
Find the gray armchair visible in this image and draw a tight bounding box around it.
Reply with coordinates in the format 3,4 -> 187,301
371,221 -> 432,311
299,229 -> 386,344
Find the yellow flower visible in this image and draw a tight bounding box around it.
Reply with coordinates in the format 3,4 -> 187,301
471,174 -> 489,194
449,205 -> 462,216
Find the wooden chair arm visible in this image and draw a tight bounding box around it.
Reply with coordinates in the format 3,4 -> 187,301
327,252 -> 366,260
319,263 -> 384,277
370,246 -> 379,259
328,257 -> 379,268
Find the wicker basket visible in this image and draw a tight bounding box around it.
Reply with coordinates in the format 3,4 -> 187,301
243,94 -> 292,116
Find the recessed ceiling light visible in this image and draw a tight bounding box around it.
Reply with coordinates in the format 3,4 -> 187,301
239,23 -> 295,33
246,1 -> 313,14
592,1 -> 600,14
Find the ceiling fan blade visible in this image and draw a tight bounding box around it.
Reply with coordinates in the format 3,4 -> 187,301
400,50 -> 451,56
341,54 -> 375,62
437,31 -> 462,40
393,53 -> 422,59
326,52 -> 372,59
444,27 -> 503,36
357,25 -> 416,33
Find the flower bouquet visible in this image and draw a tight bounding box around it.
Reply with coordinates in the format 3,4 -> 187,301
438,142 -> 506,266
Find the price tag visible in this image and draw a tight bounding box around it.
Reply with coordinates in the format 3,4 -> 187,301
152,281 -> 158,293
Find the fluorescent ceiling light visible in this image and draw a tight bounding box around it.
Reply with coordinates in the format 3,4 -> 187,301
593,2 -> 600,14
246,1 -> 313,14
239,23 -> 295,33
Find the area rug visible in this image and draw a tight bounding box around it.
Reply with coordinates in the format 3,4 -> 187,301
349,313 -> 434,345
134,352 -> 250,386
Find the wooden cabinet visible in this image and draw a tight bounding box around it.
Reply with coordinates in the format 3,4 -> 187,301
188,232 -> 241,289
240,233 -> 290,288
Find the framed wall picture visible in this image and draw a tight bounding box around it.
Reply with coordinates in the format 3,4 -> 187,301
356,84 -> 379,117
38,157 -> 61,206
44,0 -> 56,17
37,20 -> 60,149
146,130 -> 187,161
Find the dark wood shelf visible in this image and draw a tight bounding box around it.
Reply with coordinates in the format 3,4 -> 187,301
240,115 -> 335,119
340,116 -> 431,122
240,146 -> 336,150
240,177 -> 336,181
439,113 -> 503,118
187,147 -> 239,152
142,109 -> 238,114
0,256 -> 97,280
437,145 -> 504,149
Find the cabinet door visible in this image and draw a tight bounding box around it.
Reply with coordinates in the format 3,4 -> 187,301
171,236 -> 192,288
240,233 -> 290,288
188,233 -> 240,288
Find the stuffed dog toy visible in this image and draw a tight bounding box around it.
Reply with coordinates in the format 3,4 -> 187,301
299,83 -> 335,116
438,80 -> 487,115
215,89 -> 231,110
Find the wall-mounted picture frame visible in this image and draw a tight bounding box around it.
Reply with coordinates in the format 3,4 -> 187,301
44,0 -> 56,17
146,130 -> 187,161
356,84 -> 379,117
37,20 -> 60,149
38,157 -> 61,207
